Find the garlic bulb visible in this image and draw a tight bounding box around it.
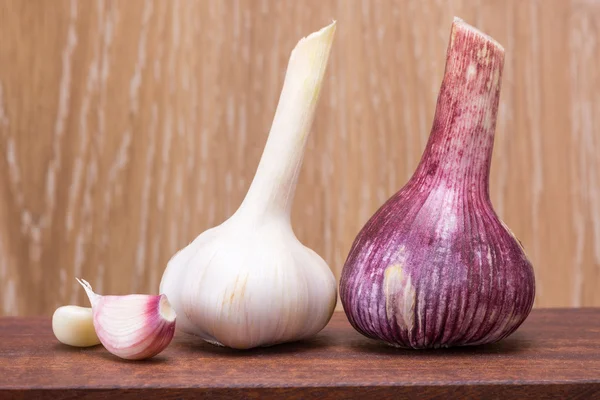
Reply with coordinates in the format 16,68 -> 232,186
160,22 -> 337,349
78,279 -> 176,360
52,306 -> 101,347
339,18 -> 535,349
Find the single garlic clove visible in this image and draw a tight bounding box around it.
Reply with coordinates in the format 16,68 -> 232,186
52,305 -> 101,347
77,278 -> 176,360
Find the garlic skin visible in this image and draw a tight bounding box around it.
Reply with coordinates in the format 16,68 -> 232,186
78,279 -> 176,360
52,306 -> 101,347
160,22 -> 337,349
339,18 -> 535,349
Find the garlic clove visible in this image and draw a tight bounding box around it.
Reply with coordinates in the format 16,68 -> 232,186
77,278 -> 176,360
52,305 -> 101,347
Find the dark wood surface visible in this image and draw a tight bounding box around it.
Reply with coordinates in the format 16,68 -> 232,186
1,309 -> 599,399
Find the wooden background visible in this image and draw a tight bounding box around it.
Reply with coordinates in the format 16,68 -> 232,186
0,0 -> 598,316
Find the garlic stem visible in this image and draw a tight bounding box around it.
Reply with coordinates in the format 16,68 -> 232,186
238,21 -> 336,220
414,17 -> 504,195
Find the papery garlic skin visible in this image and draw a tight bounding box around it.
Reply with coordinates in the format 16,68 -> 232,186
52,306 -> 101,347
160,22 -> 337,350
166,221 -> 337,349
78,279 -> 176,360
339,18 -> 535,349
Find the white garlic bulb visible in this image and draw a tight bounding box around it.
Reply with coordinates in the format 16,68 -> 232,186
160,22 -> 337,349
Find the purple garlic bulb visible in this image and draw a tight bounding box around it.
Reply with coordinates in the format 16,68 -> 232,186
339,18 -> 535,349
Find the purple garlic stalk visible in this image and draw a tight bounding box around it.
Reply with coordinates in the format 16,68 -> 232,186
339,18 -> 535,349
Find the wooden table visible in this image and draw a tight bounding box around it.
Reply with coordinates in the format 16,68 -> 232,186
1,309 -> 599,399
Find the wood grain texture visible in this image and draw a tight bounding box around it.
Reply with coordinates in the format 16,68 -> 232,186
1,310 -> 600,399
0,0 -> 599,316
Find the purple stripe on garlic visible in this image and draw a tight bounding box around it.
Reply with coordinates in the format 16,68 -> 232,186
339,17 -> 535,349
